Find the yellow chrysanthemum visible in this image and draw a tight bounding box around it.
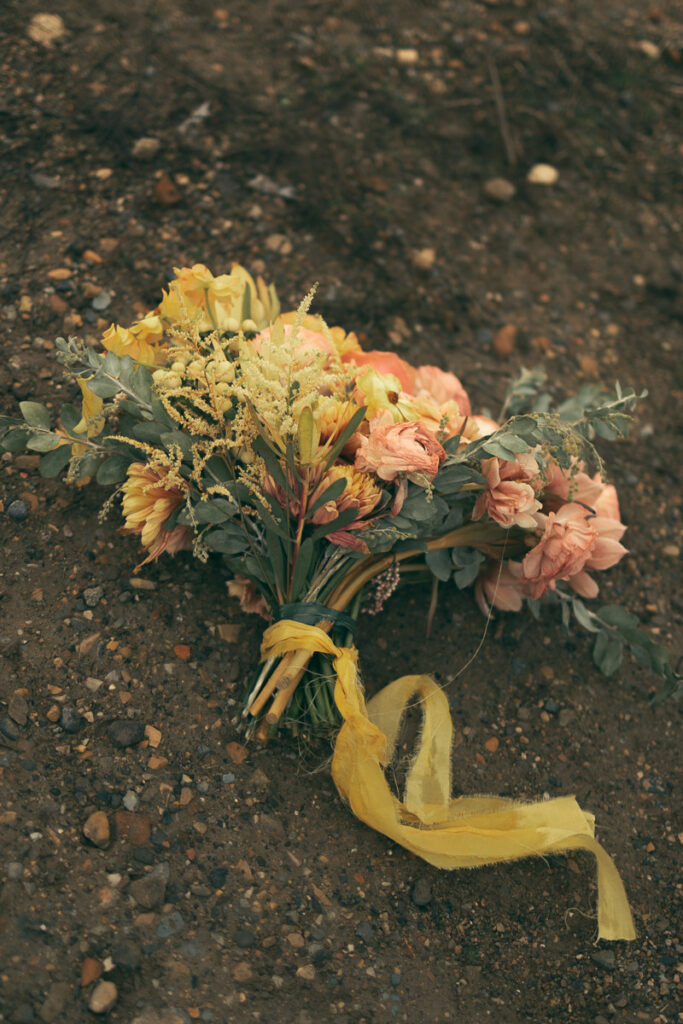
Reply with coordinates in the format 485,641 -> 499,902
310,464 -> 382,525
120,463 -> 192,566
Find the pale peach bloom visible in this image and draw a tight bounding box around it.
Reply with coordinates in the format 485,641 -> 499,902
227,575 -> 270,619
543,460 -> 605,511
472,452 -> 542,529
354,412 -> 446,482
121,463 -> 193,566
414,365 -> 471,416
471,415 -> 499,437
520,502 -> 626,599
342,348 -> 416,394
475,562 -> 526,615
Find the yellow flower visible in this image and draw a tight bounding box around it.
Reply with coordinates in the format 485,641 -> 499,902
73,378 -> 104,437
120,463 -> 193,566
353,368 -> 404,421
310,464 -> 382,525
101,321 -> 165,365
316,397 -> 362,447
158,263 -> 279,334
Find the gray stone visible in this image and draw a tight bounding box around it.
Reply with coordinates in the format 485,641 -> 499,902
7,500 -> 29,522
111,937 -> 142,970
7,861 -> 23,880
0,716 -> 20,741
91,292 -> 112,312
108,719 -> 145,748
156,911 -> 185,939
411,876 -> 432,907
83,586 -> 104,608
59,707 -> 83,734
8,692 -> 29,726
38,982 -> 71,1023
591,949 -> 616,970
130,862 -> 169,910
123,790 -> 140,812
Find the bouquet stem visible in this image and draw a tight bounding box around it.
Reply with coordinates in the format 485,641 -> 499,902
245,522 -> 505,731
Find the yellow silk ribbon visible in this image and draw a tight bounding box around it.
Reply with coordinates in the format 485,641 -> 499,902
261,620 -> 635,941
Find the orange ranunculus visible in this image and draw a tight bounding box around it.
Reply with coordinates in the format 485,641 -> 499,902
121,463 -> 193,566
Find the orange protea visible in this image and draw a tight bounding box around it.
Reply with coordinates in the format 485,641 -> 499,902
120,463 -> 193,566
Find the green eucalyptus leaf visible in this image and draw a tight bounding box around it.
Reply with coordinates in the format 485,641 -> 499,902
39,444 -> 72,478
425,548 -> 453,582
96,455 -> 131,485
19,402 -> 51,429
26,433 -> 62,453
593,631 -> 624,676
2,427 -> 30,452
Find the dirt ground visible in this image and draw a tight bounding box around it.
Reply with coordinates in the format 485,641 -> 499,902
1,1 -> 682,1022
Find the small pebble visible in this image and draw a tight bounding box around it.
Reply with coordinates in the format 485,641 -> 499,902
83,810 -> 110,849
493,324 -> 517,355
60,706 -> 83,734
91,292 -> 112,312
132,137 -> 161,160
411,876 -> 432,907
591,949 -> 616,970
108,720 -> 145,748
527,163 -> 559,185
28,13 -> 66,47
7,499 -> 29,522
411,247 -> 436,270
89,980 -> 118,1014
123,790 -> 139,812
83,585 -> 104,608
484,177 -> 516,202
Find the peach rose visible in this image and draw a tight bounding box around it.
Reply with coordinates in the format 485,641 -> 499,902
354,413 -> 446,482
472,452 -> 542,530
414,365 -> 471,416
520,502 -> 627,599
475,562 -> 526,615
342,349 -> 416,394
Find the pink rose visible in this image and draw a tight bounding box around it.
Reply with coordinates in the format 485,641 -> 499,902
475,562 -> 526,615
342,349 -> 416,393
355,413 -> 446,482
472,452 -> 542,530
521,502 -> 627,599
414,365 -> 471,416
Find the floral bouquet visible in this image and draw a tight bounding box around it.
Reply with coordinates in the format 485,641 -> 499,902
2,262 -> 678,942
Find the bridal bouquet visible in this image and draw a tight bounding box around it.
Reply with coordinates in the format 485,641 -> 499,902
3,261 -> 677,942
